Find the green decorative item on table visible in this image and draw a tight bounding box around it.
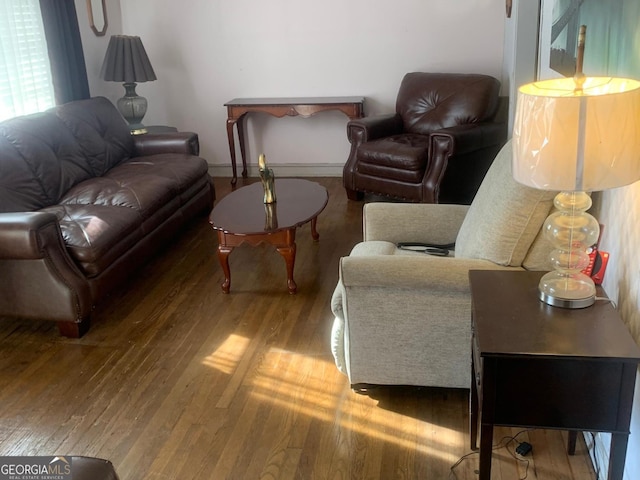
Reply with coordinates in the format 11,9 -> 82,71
258,153 -> 276,204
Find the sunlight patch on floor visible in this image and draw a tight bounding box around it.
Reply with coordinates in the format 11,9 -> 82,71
201,334 -> 250,374
250,347 -> 463,461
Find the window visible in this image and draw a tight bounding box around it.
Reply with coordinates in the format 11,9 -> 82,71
0,0 -> 55,121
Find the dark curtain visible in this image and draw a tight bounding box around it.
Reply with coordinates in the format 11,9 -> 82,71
39,0 -> 91,104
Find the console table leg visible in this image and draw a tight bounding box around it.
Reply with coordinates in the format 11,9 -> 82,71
236,116 -> 248,179
226,119 -> 239,186
217,245 -> 233,293
310,217 -> 320,241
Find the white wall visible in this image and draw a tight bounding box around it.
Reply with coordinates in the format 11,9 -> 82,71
75,0 -> 123,102
592,186 -> 640,480
501,0 -> 540,134
81,0 -> 506,177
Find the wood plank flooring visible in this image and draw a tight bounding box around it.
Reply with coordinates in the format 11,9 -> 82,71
0,177 -> 597,479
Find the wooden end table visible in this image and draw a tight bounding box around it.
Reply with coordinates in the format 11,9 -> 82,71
224,97 -> 365,184
469,270 -> 640,480
209,179 -> 328,294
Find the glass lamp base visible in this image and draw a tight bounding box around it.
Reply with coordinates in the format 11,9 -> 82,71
538,271 -> 596,309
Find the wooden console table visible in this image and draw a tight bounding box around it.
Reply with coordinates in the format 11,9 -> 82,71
224,96 -> 365,184
469,270 -> 640,480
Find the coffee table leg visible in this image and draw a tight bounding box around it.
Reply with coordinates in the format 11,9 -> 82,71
276,243 -> 297,294
218,245 -> 233,293
310,216 -> 320,241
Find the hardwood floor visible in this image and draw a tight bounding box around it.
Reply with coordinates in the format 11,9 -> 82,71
0,177 -> 597,480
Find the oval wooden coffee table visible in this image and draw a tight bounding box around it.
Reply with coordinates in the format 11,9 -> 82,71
209,179 -> 328,294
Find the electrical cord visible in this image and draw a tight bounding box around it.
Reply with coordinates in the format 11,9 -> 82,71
594,296 -> 617,308
449,428 -> 533,480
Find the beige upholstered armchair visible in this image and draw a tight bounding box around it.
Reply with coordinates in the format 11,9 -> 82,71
331,140 -> 556,391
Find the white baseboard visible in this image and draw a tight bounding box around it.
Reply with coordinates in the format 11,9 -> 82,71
208,163 -> 343,178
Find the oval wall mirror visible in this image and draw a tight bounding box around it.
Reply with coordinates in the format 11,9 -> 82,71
87,0 -> 108,36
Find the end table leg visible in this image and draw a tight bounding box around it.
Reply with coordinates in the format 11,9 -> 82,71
609,433 -> 630,480
567,431 -> 578,455
479,423 -> 494,480
218,245 -> 233,293
276,243 -> 297,294
470,373 -> 479,450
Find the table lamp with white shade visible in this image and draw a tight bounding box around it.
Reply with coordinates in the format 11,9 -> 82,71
512,28 -> 640,308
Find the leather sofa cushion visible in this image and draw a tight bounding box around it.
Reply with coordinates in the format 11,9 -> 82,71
55,96 -> 134,176
0,97 -> 135,213
356,134 -> 429,183
0,114 -> 94,212
41,203 -> 143,277
46,154 -> 210,276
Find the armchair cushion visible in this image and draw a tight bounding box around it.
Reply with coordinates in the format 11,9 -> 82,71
455,141 -> 556,266
356,134 -> 430,183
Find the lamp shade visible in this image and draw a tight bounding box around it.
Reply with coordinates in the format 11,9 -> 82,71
100,35 -> 156,83
513,77 -> 640,192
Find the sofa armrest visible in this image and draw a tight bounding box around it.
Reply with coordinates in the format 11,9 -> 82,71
347,113 -> 403,145
0,212 -> 61,259
363,202 -> 469,244
0,212 -> 92,331
133,131 -> 200,156
340,255 -> 513,292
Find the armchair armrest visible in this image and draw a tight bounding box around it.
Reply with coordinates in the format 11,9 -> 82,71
347,113 -> 403,145
423,121 -> 507,203
133,131 -> 200,156
430,121 -> 506,157
340,255 -> 515,292
363,202 -> 468,244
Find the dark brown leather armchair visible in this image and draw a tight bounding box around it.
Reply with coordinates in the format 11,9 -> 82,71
343,73 -> 507,204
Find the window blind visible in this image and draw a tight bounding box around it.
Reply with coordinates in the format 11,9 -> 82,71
0,0 -> 55,121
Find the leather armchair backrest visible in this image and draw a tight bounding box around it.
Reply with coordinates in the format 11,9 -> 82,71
396,72 -> 501,135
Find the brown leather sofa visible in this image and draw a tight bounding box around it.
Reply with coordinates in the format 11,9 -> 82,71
0,97 -> 215,337
343,72 -> 507,204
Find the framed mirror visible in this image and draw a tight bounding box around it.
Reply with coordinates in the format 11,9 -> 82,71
87,0 -> 108,36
